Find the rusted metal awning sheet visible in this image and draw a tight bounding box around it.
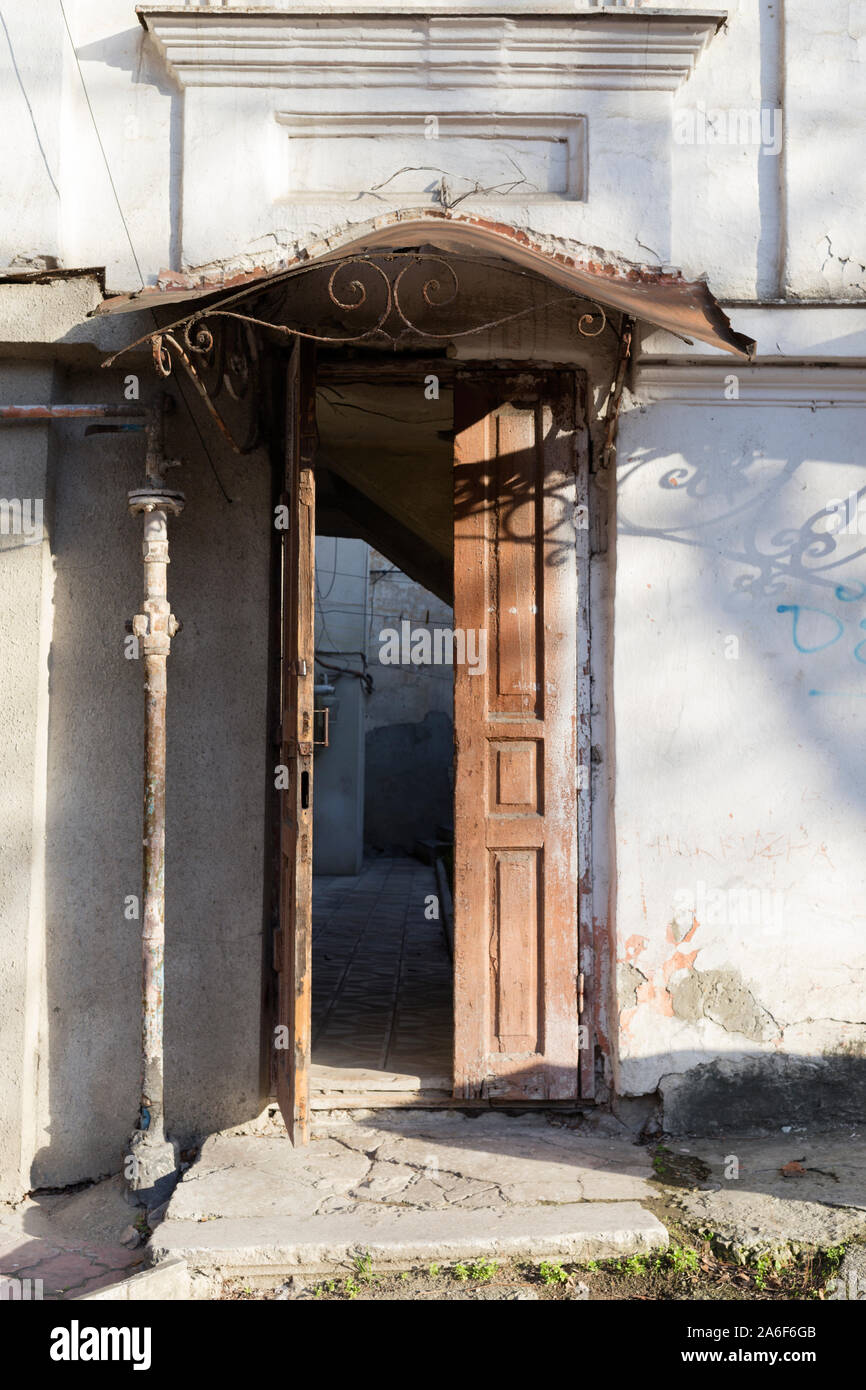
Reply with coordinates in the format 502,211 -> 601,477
93,210 -> 755,359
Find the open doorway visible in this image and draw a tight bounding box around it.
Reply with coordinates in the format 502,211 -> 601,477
92,213 -> 753,1147
273,345 -> 591,1142
310,365 -> 456,1105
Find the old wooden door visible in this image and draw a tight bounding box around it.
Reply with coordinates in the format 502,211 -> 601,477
274,341 -> 316,1144
452,368 -> 588,1101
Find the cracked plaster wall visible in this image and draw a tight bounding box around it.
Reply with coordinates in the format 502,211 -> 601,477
783,0 -> 866,298
1,1 -> 863,302
611,391 -> 866,1125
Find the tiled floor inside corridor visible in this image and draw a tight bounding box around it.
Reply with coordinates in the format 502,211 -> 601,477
311,857 -> 453,1097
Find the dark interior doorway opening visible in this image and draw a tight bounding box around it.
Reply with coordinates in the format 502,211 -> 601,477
310,362 -> 457,1106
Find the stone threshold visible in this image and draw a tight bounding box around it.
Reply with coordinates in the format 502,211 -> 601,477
150,1204 -> 667,1294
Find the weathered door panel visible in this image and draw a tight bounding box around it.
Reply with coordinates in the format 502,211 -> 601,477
453,369 -> 586,1101
275,341 -> 316,1144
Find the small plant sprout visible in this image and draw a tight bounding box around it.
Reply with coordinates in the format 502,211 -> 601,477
669,1246 -> 700,1276
539,1261 -> 569,1286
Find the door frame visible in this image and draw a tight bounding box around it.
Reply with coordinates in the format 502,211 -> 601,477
267,354 -> 595,1134
270,340 -> 317,1145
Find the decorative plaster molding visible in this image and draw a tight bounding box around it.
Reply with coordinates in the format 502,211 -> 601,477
157,3 -> 710,11
633,364 -> 866,407
140,10 -> 723,92
274,113 -> 587,202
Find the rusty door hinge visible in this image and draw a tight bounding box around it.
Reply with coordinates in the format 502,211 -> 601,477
577,972 -> 585,1016
287,659 -> 307,677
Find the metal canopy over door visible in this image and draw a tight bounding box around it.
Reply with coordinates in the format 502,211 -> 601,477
274,340 -> 317,1144
452,368 -> 588,1102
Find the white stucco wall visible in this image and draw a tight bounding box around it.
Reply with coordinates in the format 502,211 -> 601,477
0,0 -> 173,287
613,363 -> 866,1124
784,0 -> 866,299
1,1 -> 862,302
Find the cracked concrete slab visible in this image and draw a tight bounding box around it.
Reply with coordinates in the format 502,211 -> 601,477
148,1117 -> 866,1289
168,1137 -> 370,1220
151,1113 -> 666,1285
170,1116 -> 656,1217
661,1133 -> 866,1251
327,1110 -> 655,1198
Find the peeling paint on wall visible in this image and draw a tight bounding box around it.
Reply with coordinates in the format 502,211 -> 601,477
670,968 -> 780,1044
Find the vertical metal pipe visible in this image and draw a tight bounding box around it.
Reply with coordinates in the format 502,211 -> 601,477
126,417 -> 184,1205
140,515 -> 170,1143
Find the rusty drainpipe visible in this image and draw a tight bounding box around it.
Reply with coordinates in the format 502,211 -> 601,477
126,394 -> 185,1208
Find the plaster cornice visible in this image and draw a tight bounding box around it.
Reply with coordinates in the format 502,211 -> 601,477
633,364 -> 866,408
138,7 -> 724,93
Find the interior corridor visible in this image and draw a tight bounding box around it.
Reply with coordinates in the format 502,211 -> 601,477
311,857 -> 453,1101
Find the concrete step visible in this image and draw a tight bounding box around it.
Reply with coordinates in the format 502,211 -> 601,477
412,838 -> 450,865
150,1203 -> 667,1289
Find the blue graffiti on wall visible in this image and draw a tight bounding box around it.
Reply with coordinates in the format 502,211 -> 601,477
775,603 -> 844,653
776,582 -> 866,695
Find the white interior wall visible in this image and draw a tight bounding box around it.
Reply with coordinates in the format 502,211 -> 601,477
313,536 -> 368,875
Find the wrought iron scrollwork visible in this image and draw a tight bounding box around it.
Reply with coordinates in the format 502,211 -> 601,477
147,317 -> 260,454
180,253 -> 605,347
105,251 -> 609,453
